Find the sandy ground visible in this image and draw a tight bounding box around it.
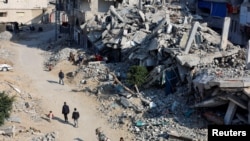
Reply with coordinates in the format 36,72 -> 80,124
0,25 -> 134,141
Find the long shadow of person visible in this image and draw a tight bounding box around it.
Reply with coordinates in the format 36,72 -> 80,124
47,80 -> 59,84
41,115 -> 50,122
53,116 -> 75,127
73,137 -> 84,141
53,116 -> 67,124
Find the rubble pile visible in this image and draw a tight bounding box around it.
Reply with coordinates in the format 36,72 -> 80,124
40,1 -> 250,140
31,131 -> 58,141
75,1 -> 250,140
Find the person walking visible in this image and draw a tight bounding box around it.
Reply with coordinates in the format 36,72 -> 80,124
62,102 -> 70,123
120,137 -> 124,141
58,70 -> 64,85
72,108 -> 80,128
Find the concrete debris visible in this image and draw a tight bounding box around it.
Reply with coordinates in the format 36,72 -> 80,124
120,97 -> 133,108
0,125 -> 16,138
31,131 -> 58,141
36,1 -> 250,140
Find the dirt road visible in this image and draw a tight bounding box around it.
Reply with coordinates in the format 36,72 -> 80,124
1,26 -> 133,140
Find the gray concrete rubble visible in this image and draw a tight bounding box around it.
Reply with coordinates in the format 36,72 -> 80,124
40,1 -> 250,141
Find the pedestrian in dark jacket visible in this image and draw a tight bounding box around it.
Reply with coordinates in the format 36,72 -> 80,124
62,102 -> 70,123
58,70 -> 64,85
72,108 -> 80,127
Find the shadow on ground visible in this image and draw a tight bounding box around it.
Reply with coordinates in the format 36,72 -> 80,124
47,80 -> 59,84
73,138 -> 84,141
52,116 -> 66,124
41,116 -> 50,122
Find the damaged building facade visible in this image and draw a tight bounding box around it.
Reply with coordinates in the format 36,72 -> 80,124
0,0 -> 48,24
58,0 -> 124,45
194,0 -> 249,46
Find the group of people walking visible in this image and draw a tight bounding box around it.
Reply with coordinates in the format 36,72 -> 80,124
62,102 -> 80,128
48,102 -> 80,128
51,70 -> 125,140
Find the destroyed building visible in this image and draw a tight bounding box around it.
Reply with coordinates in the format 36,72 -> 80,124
75,0 -> 250,126
195,0 -> 249,46
41,0 -> 250,140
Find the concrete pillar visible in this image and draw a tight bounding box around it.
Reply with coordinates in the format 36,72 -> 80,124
224,101 -> 237,125
220,17 -> 231,51
246,40 -> 250,70
184,21 -> 199,54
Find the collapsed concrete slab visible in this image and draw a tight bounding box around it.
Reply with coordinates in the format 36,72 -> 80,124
224,101 -> 237,125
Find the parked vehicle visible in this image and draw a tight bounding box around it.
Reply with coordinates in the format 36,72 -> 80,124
0,64 -> 13,71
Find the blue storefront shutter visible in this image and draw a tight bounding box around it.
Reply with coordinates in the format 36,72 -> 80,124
211,2 -> 227,17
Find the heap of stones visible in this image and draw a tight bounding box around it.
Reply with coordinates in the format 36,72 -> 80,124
42,1 -> 250,140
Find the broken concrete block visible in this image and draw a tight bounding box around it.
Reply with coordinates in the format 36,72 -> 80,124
224,101 -> 237,125
192,74 -> 215,97
144,23 -> 150,31
176,55 -> 201,67
200,32 -> 221,46
119,93 -> 132,98
152,17 -> 167,35
211,79 -> 244,88
133,31 -> 148,44
123,29 -> 128,35
149,102 -> 157,109
147,38 -> 158,50
102,30 -> 108,39
227,95 -> 247,110
138,10 -> 145,22
120,97 -> 132,108
166,23 -> 173,34
120,36 -> 128,46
